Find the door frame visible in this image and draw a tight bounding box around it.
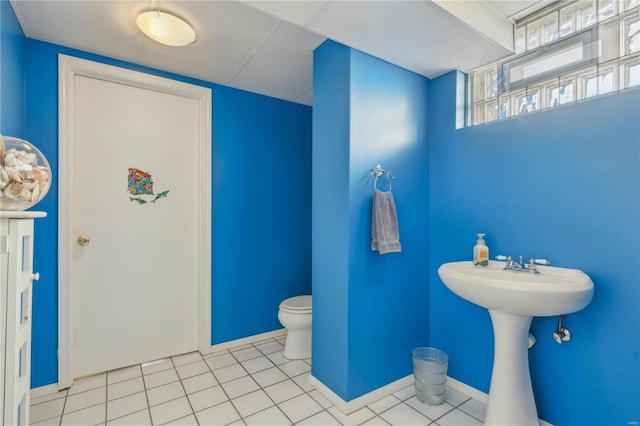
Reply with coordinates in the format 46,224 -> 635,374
58,54 -> 212,389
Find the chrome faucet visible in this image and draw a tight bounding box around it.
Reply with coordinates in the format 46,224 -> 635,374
496,255 -> 550,274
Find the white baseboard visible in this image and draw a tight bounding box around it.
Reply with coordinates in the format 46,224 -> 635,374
209,328 -> 286,353
446,375 -> 489,404
309,374 -> 553,425
308,374 -> 414,415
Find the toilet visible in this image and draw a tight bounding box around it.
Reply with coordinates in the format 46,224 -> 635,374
278,295 -> 312,360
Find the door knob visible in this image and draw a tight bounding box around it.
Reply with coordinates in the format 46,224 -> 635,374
77,235 -> 90,246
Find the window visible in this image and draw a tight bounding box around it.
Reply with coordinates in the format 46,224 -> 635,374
469,0 -> 640,125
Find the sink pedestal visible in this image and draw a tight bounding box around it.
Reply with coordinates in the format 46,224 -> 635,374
438,261 -> 594,426
485,310 -> 539,426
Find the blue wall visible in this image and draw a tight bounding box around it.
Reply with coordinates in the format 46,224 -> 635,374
7,2 -> 639,422
312,41 -> 430,401
18,38 -> 311,387
429,71 -> 640,425
1,0 -> 25,136
312,40 -> 352,399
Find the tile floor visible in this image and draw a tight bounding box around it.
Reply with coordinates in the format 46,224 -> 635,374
30,335 -> 486,425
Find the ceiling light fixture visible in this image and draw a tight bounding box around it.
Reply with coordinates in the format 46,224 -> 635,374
136,10 -> 196,47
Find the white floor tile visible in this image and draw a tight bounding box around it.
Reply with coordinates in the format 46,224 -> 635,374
67,373 -> 106,395
405,396 -> 454,420
149,396 -> 193,425
436,407 -> 483,425
255,340 -> 285,355
176,360 -> 210,380
221,375 -> 260,399
279,359 -> 310,377
308,389 -> 333,409
292,372 -> 314,392
379,403 -> 431,426
187,385 -> 229,412
231,346 -> 263,362
64,386 -> 106,413
368,394 -> 402,414
108,376 -> 145,400
264,379 -> 305,404
107,408 -> 152,425
244,405 -> 292,426
205,352 -> 237,370
457,398 -> 486,422
443,386 -> 471,407
267,351 -> 289,366
60,403 -> 106,425
144,367 -> 180,389
360,415 -> 392,426
142,357 -> 174,375
30,389 -> 68,406
31,415 -> 62,425
231,389 -> 274,418
164,413 -> 199,425
195,401 -> 240,426
182,371 -> 218,394
278,393 -> 323,423
146,380 -> 186,407
242,355 -> 275,373
297,410 -> 341,426
31,335 -> 484,426
213,363 -> 247,383
251,366 -> 288,387
393,384 -> 417,401
107,391 -> 148,421
108,365 -> 142,385
30,398 -> 66,424
327,406 -> 376,425
171,351 -> 204,367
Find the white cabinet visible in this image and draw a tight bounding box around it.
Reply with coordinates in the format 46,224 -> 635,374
0,211 -> 45,426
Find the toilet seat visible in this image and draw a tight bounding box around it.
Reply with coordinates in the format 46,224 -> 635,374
279,295 -> 311,313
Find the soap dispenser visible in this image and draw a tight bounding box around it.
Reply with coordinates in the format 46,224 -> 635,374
473,233 -> 489,266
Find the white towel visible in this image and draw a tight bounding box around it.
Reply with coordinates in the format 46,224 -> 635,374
371,189 -> 401,255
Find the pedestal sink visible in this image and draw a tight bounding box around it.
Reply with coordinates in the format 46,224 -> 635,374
438,260 -> 594,425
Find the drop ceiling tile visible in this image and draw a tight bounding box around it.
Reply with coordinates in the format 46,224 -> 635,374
432,0 -> 514,50
230,21 -> 323,103
13,0 -> 146,65
243,0 -> 330,27
138,1 -> 282,85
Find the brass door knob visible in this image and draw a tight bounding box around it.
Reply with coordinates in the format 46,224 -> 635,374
77,235 -> 90,246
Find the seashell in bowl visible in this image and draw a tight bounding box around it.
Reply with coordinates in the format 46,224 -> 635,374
0,135 -> 51,211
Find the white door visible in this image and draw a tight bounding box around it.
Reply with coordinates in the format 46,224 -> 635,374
58,56 -> 211,385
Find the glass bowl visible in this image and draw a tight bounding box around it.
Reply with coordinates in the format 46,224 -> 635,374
0,135 -> 52,211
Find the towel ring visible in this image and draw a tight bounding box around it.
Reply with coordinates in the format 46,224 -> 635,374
374,171 -> 393,191
371,164 -> 394,191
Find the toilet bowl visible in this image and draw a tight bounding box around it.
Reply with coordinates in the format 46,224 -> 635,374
278,295 -> 312,360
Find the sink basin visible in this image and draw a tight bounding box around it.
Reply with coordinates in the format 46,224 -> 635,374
438,260 -> 594,316
438,260 -> 594,425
